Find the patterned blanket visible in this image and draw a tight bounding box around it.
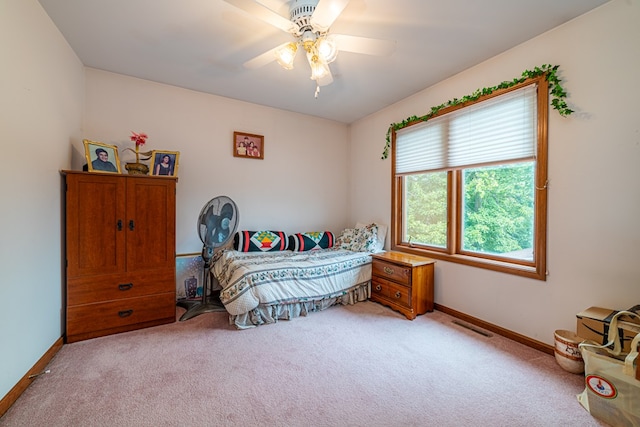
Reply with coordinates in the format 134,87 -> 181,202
213,249 -> 372,316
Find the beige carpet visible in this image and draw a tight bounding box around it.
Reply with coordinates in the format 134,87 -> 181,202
1,301 -> 607,426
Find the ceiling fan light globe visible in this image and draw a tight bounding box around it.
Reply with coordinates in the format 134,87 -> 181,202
316,36 -> 338,63
307,53 -> 330,80
275,42 -> 298,70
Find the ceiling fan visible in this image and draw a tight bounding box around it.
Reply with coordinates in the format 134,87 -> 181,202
223,0 -> 396,97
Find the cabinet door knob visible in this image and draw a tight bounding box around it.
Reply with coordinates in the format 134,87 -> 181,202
128,220 -> 135,231
394,291 -> 402,299
375,284 -> 382,291
117,220 -> 123,231
118,309 -> 133,318
383,266 -> 394,275
118,283 -> 133,291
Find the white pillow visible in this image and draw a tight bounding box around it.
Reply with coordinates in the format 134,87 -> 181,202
356,222 -> 387,252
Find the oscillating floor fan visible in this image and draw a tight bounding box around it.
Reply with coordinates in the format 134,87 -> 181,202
178,196 -> 239,321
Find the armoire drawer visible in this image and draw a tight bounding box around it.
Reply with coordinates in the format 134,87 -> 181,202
67,269 -> 175,305
67,292 -> 175,337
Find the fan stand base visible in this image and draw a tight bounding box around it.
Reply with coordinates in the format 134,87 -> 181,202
177,290 -> 227,321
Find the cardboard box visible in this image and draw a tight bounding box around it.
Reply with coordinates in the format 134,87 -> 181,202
576,305 -> 640,354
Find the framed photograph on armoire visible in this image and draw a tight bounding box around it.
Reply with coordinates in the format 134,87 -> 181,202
150,150 -> 180,177
83,139 -> 121,173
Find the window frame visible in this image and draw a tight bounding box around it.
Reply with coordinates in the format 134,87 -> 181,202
391,76 -> 549,280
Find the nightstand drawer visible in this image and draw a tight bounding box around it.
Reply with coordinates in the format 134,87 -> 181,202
372,277 -> 390,298
371,277 -> 411,309
372,260 -> 411,286
386,281 -> 411,308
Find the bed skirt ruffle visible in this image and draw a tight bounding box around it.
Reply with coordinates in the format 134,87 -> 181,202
229,280 -> 371,329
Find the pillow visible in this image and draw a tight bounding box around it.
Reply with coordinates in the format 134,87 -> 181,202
356,222 -> 387,252
233,230 -> 288,252
288,231 -> 335,251
335,223 -> 379,252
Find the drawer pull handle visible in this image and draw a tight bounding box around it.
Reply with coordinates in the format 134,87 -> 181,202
394,291 -> 402,299
383,266 -> 394,275
118,283 -> 133,291
375,284 -> 382,291
118,309 -> 133,318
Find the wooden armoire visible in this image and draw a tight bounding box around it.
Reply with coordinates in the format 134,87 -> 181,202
62,171 -> 177,343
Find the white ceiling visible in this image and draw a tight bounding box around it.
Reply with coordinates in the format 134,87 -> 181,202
38,0 -> 608,124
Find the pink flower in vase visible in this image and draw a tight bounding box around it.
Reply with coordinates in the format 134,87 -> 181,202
129,132 -> 148,163
130,132 -> 148,148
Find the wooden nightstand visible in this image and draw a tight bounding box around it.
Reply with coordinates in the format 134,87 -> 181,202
370,251 -> 435,320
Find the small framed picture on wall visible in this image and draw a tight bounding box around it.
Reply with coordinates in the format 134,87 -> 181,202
83,139 -> 121,173
150,150 -> 180,177
233,131 -> 264,160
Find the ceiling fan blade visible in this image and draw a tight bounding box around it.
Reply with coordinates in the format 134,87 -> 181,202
223,0 -> 296,33
311,0 -> 350,32
333,34 -> 396,56
243,42 -> 289,69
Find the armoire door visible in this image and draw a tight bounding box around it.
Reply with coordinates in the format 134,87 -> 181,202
124,177 -> 176,273
65,173 -> 127,279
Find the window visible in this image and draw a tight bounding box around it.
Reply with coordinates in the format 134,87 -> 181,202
391,76 -> 548,280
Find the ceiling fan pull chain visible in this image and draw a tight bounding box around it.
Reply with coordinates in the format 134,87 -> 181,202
315,83 -> 320,98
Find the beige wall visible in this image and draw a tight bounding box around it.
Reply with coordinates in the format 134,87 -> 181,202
349,0 -> 640,344
81,69 -> 350,253
0,0 -> 84,398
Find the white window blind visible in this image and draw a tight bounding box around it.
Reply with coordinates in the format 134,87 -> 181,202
396,84 -> 537,174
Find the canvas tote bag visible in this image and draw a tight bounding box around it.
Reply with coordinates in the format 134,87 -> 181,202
577,310 -> 640,427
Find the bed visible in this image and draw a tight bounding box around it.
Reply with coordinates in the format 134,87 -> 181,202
212,224 -> 385,329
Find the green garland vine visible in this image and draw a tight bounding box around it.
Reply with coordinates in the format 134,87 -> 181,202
381,64 -> 573,160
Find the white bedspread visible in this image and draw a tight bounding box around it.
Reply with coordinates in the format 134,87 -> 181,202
213,249 -> 372,317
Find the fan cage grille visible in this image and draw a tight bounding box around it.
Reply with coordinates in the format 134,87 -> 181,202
290,3 -> 316,34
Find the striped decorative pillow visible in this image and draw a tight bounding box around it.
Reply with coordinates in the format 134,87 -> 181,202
287,231 -> 335,251
233,230 -> 288,252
